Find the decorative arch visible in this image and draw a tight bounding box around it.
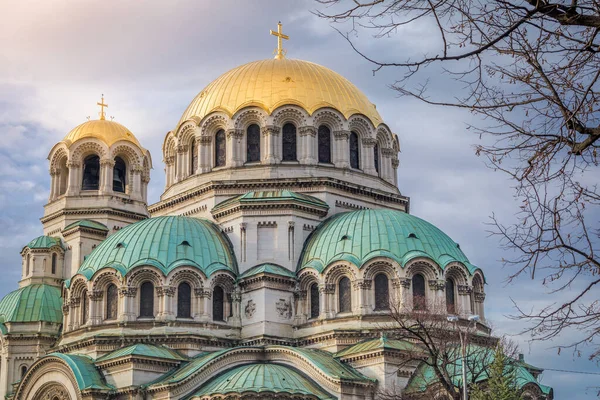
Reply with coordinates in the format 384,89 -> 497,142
362,259 -> 398,281
70,140 -> 108,163
90,269 -> 122,292
177,122 -> 199,145
348,115 -> 374,139
444,263 -> 469,286
126,266 -> 165,288
49,146 -> 69,172
68,276 -> 89,300
233,108 -> 268,131
209,273 -> 236,293
272,105 -> 308,127
14,357 -> 83,400
323,263 -> 358,285
375,126 -> 393,149
163,133 -> 177,160
472,272 -> 484,293
167,267 -> 205,289
298,269 -> 320,291
110,142 -> 142,167
200,113 -> 229,137
312,108 -> 345,132
403,259 -> 442,281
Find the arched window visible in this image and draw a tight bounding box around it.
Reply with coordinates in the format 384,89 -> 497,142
338,277 -> 351,313
374,143 -> 380,174
282,123 -> 297,161
113,157 -> 126,193
190,137 -> 198,175
82,155 -> 100,190
412,274 -> 426,310
58,158 -> 68,196
106,284 -> 118,320
310,283 -> 320,319
177,282 -> 192,318
139,282 -> 154,318
318,125 -> 332,163
213,286 -> 224,321
20,365 -> 27,379
446,278 -> 456,314
374,274 -> 390,310
215,129 -> 226,167
51,253 -> 57,274
81,289 -> 88,325
350,131 -> 360,169
246,124 -> 261,163
26,254 -> 30,276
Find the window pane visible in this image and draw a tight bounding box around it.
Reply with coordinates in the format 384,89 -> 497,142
374,274 -> 390,310
282,123 -> 297,161
213,286 -> 224,321
350,132 -> 360,169
374,143 -> 380,174
318,126 -> 331,163
140,282 -> 154,318
106,284 -> 118,320
246,124 -> 261,162
310,283 -> 320,319
446,278 -> 456,314
338,277 -> 351,313
190,138 -> 198,174
81,289 -> 88,324
177,282 -> 192,318
215,130 -> 226,167
82,155 -> 100,190
412,274 -> 426,310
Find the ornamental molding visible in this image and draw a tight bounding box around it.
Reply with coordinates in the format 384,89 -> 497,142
399,278 -> 411,288
157,286 -> 176,297
362,138 -> 377,147
333,130 -> 350,140
194,288 -> 211,298
226,128 -> 244,138
348,116 -> 372,136
201,114 -> 228,137
199,136 -> 212,145
392,158 -> 400,168
474,292 -> 486,302
111,144 -> 142,165
312,109 -> 344,131
457,285 -> 473,295
119,287 -> 138,297
234,109 -> 267,130
276,298 -> 292,319
71,141 -> 108,162
272,107 -> 307,127
88,290 -> 104,300
176,144 -> 189,154
99,158 -> 116,167
381,147 -> 396,157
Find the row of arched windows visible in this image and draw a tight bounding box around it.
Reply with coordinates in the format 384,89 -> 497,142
97,282 -> 229,322
192,124 -> 380,172
23,253 -> 58,277
82,155 -> 126,192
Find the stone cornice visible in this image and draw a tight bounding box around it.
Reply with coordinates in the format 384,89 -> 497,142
41,207 -> 148,225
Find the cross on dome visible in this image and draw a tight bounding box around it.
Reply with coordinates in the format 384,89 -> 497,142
270,21 -> 289,60
97,94 -> 108,120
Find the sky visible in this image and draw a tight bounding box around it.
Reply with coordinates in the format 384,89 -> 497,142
0,0 -> 597,397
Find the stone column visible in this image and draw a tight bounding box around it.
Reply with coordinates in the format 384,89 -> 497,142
262,125 -> 280,164
175,145 -> 188,182
99,159 -> 114,194
356,279 -> 372,315
227,129 -> 244,167
398,278 -> 411,310
48,169 -> 57,201
474,292 -> 486,320
157,286 -> 176,321
333,130 -> 350,169
299,126 -> 317,164
429,279 -> 446,313
457,285 -> 473,316
362,138 -> 378,175
66,161 -> 80,196
62,303 -> 71,332
118,287 -> 137,322
392,158 -> 399,186
293,290 -> 307,325
141,175 -> 149,202
321,283 -> 335,319
199,136 -> 212,173
89,291 -> 103,325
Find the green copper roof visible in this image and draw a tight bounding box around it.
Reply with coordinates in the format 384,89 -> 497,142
146,349 -> 231,388
213,190 -> 328,211
298,210 -> 479,273
77,216 -> 238,280
64,219 -> 108,232
239,263 -> 296,279
335,336 -> 418,358
24,235 -> 63,250
190,363 -> 334,399
44,353 -> 113,391
96,343 -> 187,362
0,284 -> 62,324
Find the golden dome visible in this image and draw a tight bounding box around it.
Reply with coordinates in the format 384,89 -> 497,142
178,58 -> 383,129
63,119 -> 141,148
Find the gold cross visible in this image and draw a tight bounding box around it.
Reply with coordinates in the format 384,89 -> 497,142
97,94 -> 108,120
270,21 -> 289,60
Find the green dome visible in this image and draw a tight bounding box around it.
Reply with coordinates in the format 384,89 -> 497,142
77,216 -> 238,280
191,363 -> 334,399
24,235 -> 63,250
298,210 -> 478,273
0,284 -> 63,325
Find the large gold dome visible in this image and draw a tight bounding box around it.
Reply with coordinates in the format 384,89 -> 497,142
178,58 -> 383,129
63,119 -> 141,147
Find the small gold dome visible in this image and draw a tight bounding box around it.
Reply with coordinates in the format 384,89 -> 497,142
63,119 -> 141,148
178,58 -> 383,129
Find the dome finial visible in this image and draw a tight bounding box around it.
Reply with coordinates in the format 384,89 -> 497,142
269,21 -> 289,60
97,94 -> 108,120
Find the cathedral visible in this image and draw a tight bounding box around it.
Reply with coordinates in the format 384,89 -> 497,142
0,24 -> 552,400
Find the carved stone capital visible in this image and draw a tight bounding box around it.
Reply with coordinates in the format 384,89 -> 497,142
381,147 -> 396,157
399,278 -> 411,288
261,125 -> 280,136
333,130 -> 350,140
474,292 -> 486,302
392,158 -> 400,168
362,138 -> 377,147
194,288 -> 211,298
457,285 -> 473,295
62,305 -> 70,314
288,221 -> 295,230
89,291 -> 103,301
157,286 -> 176,297
199,136 -> 212,145
164,156 -> 175,165
66,161 -> 81,169
176,144 -> 189,154
227,129 -> 243,138
239,222 -> 247,232
69,297 -> 80,306
119,287 -> 138,297
429,279 -> 446,291
100,158 -> 115,167
298,126 -> 316,137
320,283 -> 335,294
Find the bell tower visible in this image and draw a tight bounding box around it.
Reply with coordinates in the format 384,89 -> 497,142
43,97 -> 152,278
